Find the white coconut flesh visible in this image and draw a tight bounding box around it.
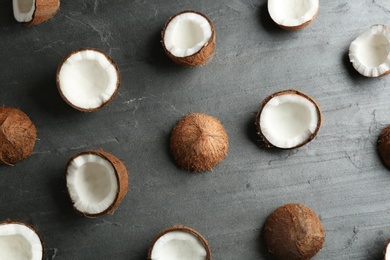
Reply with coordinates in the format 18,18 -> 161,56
59,50 -> 118,110
151,231 -> 207,260
67,154 -> 119,214
0,223 -> 42,260
164,12 -> 212,58
386,244 -> 390,260
13,0 -> 36,22
268,0 -> 318,27
259,94 -> 319,149
349,25 -> 390,77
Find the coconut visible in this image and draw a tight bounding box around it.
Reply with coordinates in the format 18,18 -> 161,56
148,225 -> 211,260
13,0 -> 60,26
161,10 -> 216,66
66,149 -> 128,217
263,203 -> 325,260
56,48 -> 121,112
255,89 -> 322,149
0,107 -> 37,166
268,0 -> 319,30
349,25 -> 390,77
383,239 -> 390,260
0,220 -> 44,260
377,125 -> 390,168
170,113 -> 228,172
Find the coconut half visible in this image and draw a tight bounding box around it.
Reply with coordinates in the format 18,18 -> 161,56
349,25 -> 390,77
268,0 -> 319,30
162,10 -> 216,66
66,150 -> 128,217
56,48 -> 121,112
256,89 -> 322,149
0,107 -> 37,166
148,226 -> 211,260
0,220 -> 43,260
383,239 -> 390,260
13,0 -> 60,26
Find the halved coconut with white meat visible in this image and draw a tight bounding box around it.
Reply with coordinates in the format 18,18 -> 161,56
148,226 -> 211,260
0,220 -> 43,260
268,0 -> 319,30
162,10 -> 216,66
13,0 -> 60,26
56,48 -> 121,112
66,150 -> 128,217
256,89 -> 322,149
349,25 -> 390,77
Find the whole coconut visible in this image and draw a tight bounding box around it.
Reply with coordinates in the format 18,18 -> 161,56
170,113 -> 228,171
0,107 -> 37,165
263,203 -> 325,260
378,125 -> 390,168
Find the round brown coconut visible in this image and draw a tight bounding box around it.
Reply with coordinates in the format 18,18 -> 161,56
13,0 -> 60,26
378,125 -> 390,168
161,10 -> 216,66
263,203 -> 325,260
147,225 -> 212,260
56,48 -> 121,112
0,107 -> 37,166
255,89 -> 322,149
66,149 -> 128,217
170,113 -> 228,172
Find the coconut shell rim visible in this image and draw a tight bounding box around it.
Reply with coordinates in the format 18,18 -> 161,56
147,225 -> 212,260
65,149 -> 128,217
56,47 -> 121,112
255,89 -> 322,149
21,0 -> 61,26
161,10 -> 216,66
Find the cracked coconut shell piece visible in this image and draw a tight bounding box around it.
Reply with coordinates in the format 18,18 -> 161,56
263,204 -> 325,260
148,225 -> 211,260
13,0 -> 60,26
66,150 -> 128,217
256,89 -> 322,149
162,10 -> 216,66
0,219 -> 44,260
170,113 -> 228,172
0,107 -> 37,165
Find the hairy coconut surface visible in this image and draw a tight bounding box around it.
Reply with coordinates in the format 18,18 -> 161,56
162,10 -> 216,66
13,0 -> 60,26
170,113 -> 228,172
0,220 -> 44,260
0,107 -> 37,166
263,203 -> 325,260
66,149 -> 128,217
148,225 -> 211,260
378,125 -> 390,168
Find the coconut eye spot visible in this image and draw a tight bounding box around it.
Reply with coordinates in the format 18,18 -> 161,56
357,34 -> 390,68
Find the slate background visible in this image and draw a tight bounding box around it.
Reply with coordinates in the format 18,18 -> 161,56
1,0 -> 390,259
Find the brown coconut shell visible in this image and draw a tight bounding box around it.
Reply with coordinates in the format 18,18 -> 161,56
161,10 -> 216,66
170,113 -> 228,172
383,238 -> 390,259
147,225 -> 212,260
56,48 -> 121,112
255,89 -> 322,149
276,8 -> 319,31
24,0 -> 60,26
0,219 -> 44,259
263,203 -> 325,260
66,149 -> 128,217
378,125 -> 390,168
0,107 -> 37,166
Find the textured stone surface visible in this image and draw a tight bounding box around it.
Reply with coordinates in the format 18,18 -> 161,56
1,0 -> 390,259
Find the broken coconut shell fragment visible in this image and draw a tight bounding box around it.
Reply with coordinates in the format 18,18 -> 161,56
256,89 -> 322,149
170,113 -> 228,172
162,10 -> 216,66
0,107 -> 37,166
263,203 -> 325,260
13,0 -> 60,26
0,220 -> 44,260
66,150 -> 128,217
378,125 -> 390,168
56,48 -> 121,112
148,225 -> 211,260
268,0 -> 319,30
349,24 -> 390,77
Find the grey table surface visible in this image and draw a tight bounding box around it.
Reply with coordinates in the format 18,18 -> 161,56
1,0 -> 390,259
